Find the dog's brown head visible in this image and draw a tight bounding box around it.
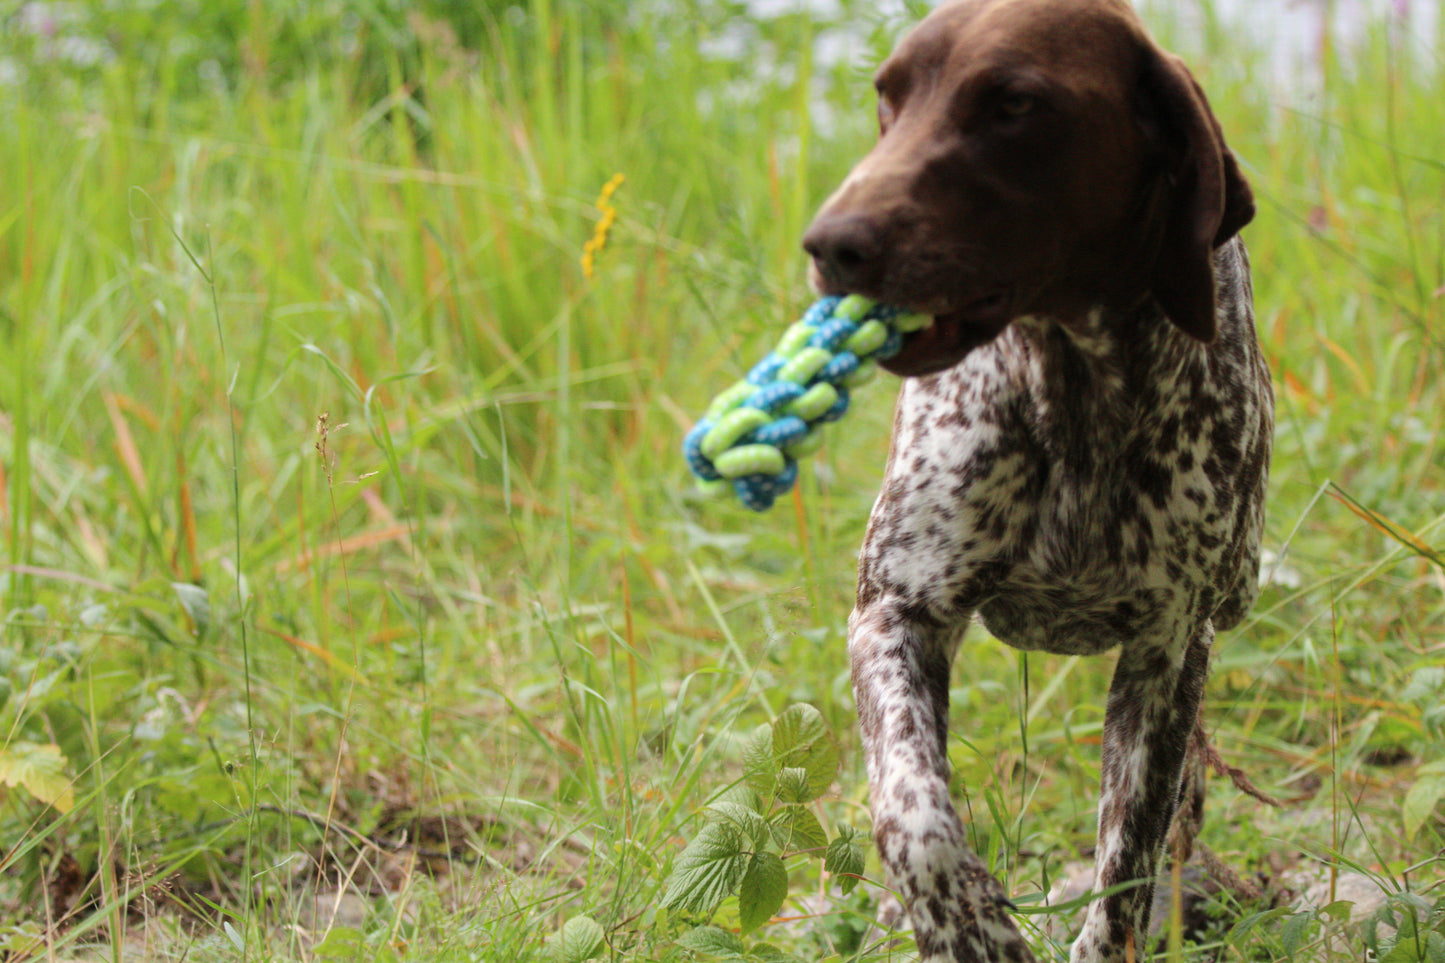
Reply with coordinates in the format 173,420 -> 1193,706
801,0 -> 1253,376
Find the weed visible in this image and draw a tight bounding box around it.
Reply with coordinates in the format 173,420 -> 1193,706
656,704 -> 865,956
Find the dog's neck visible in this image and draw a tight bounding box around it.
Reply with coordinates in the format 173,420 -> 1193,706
1004,301 -> 1206,464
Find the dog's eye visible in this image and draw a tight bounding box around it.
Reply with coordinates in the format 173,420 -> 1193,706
997,92 -> 1036,119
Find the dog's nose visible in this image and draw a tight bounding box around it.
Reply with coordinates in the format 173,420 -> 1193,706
802,212 -> 885,291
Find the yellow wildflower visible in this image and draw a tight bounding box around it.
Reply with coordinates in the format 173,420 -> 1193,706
581,173 -> 625,281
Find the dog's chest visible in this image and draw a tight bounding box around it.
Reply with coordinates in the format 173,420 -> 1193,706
859,310 -> 1260,654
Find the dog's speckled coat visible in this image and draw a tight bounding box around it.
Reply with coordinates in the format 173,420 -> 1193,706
801,0 -> 1273,959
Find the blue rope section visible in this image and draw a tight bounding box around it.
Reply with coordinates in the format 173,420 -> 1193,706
683,295 -> 927,510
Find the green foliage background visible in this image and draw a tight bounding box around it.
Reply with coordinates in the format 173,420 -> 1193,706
0,0 -> 1442,960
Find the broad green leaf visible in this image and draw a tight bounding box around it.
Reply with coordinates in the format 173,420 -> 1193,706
742,724 -> 776,796
551,915 -> 606,963
1378,916 -> 1427,963
1402,765 -> 1445,839
1388,891 -> 1433,919
0,742 -> 73,813
738,852 -> 788,934
1378,942 -> 1416,963
771,704 -> 827,761
0,923 -> 46,958
662,820 -> 750,914
824,825 -> 867,895
776,767 -> 811,805
769,806 -> 827,853
676,925 -> 745,957
707,800 -> 768,847
711,782 -> 763,813
1279,910 -> 1314,958
748,942 -> 804,963
769,704 -> 838,802
1364,902 -> 1398,950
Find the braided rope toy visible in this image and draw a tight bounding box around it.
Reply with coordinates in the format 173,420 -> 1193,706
684,294 -> 929,511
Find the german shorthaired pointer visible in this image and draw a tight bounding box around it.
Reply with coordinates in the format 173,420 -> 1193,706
801,0 -> 1271,960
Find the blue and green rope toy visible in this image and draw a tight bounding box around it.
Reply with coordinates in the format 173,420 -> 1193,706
684,294 -> 930,511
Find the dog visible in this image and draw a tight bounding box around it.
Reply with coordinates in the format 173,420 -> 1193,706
800,0 -> 1272,960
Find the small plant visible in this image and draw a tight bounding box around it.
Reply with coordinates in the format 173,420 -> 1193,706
545,916 -> 607,963
0,625 -> 79,815
1364,892 -> 1445,963
659,704 -> 868,958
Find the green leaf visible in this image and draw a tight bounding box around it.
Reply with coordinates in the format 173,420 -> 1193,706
1379,936 -> 1420,963
769,704 -> 838,803
708,800 -> 768,848
676,925 -> 746,958
0,741 -> 73,813
1279,910 -> 1316,957
824,825 -> 867,895
742,725 -> 776,796
775,768 -> 811,805
0,922 -> 45,959
172,581 -> 211,636
738,852 -> 789,934
769,806 -> 827,853
712,782 -> 763,812
747,943 -> 803,963
551,915 -> 606,963
223,921 -> 246,953
1403,763 -> 1445,839
1226,905 -> 1292,943
662,820 -> 750,914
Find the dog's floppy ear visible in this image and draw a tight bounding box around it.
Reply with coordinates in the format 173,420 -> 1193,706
1138,48 -> 1254,343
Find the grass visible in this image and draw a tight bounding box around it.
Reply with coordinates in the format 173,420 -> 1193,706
1,0 -> 1443,960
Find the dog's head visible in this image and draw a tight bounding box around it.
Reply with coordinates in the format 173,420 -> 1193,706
802,0 -> 1253,376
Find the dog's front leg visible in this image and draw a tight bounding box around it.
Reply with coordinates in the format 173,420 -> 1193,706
850,601 -> 1037,963
1071,622 -> 1213,963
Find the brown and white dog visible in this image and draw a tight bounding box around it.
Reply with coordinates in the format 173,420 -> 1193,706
802,1 -> 1271,959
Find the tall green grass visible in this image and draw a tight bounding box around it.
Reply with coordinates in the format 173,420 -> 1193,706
1,1 -> 1441,961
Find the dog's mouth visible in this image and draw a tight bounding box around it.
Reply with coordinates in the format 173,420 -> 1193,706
879,289 -> 1015,377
